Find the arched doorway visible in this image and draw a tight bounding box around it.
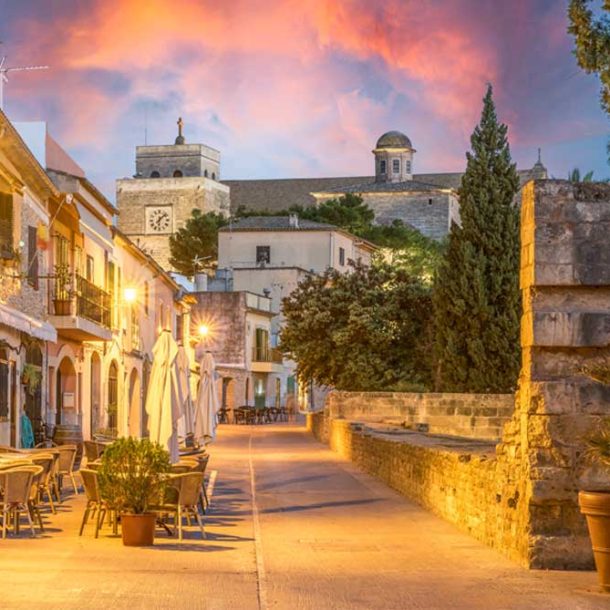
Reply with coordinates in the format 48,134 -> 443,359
222,377 -> 235,410
56,357 -> 77,426
24,343 -> 43,444
90,352 -> 101,438
107,360 -> 118,432
128,368 -> 141,437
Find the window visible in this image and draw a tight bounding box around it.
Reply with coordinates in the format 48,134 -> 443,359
406,160 -> 412,174
380,160 -> 386,174
86,255 -> 94,282
144,281 -> 149,315
339,247 -> 345,266
27,226 -> 39,290
150,171 -> 160,178
173,170 -> 183,178
0,192 -> 13,252
392,159 -> 400,174
212,172 -> 216,180
204,169 -> 208,178
256,246 -> 270,265
428,198 -> 433,205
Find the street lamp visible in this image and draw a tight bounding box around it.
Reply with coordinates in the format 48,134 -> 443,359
123,287 -> 137,304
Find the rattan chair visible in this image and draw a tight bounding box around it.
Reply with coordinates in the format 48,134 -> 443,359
27,465 -> 46,532
153,472 -> 206,541
30,453 -> 57,514
56,444 -> 79,495
0,466 -> 42,538
79,468 -> 115,537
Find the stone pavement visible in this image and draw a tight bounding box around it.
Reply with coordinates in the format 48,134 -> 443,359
0,423 -> 609,609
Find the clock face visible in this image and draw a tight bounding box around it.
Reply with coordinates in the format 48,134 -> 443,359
147,207 -> 171,233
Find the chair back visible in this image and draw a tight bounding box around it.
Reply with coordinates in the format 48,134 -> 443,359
83,441 -> 104,462
191,454 -> 209,475
170,463 -> 191,474
177,472 -> 204,506
80,468 -> 101,503
57,445 -> 77,473
30,454 -> 54,482
1,467 -> 36,504
27,465 -> 44,501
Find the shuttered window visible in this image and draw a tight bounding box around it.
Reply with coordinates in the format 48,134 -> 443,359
0,349 -> 8,419
0,192 -> 13,252
28,226 -> 39,290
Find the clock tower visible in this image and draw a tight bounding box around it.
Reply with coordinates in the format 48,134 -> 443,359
116,118 -> 230,270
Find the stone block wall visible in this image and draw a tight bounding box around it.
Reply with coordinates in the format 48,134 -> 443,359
326,391 -> 513,440
311,181 -> 610,570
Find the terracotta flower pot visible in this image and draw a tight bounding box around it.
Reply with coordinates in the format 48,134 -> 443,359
121,513 -> 156,546
579,490 -> 610,592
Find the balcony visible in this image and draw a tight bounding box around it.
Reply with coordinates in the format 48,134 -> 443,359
48,273 -> 112,342
251,345 -> 283,373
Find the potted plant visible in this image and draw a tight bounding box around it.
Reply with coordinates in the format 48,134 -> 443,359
97,437 -> 171,546
52,263 -> 73,315
579,415 -> 610,592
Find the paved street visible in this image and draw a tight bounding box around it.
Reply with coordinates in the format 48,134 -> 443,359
1,423 -> 609,610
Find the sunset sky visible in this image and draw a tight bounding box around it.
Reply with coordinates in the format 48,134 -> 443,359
0,0 -> 608,200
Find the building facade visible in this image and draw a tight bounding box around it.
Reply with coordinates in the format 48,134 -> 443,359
116,119 -> 230,270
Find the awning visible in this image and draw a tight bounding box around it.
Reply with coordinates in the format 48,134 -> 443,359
0,304 -> 57,343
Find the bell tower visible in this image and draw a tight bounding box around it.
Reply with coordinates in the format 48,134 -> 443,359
373,131 -> 415,183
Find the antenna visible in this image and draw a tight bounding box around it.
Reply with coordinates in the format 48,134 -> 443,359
0,46 -> 49,110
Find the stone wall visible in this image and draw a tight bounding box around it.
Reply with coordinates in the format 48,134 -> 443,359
310,181 -> 610,570
326,391 -> 513,440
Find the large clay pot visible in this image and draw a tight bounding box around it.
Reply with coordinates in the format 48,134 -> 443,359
121,513 -> 156,546
579,490 -> 610,592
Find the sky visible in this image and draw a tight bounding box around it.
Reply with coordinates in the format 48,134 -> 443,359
0,0 -> 608,201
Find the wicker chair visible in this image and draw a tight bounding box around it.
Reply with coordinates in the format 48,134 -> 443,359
79,468 -> 115,537
153,472 -> 206,541
30,454 -> 57,514
56,444 -> 79,495
0,466 -> 42,538
27,465 -> 46,532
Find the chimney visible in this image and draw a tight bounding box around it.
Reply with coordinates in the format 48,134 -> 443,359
289,213 -> 299,229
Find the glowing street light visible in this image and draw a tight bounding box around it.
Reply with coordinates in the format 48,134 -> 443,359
124,287 -> 137,304
198,324 -> 210,338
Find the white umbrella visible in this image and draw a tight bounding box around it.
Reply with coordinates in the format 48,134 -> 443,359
176,345 -> 195,439
145,330 -> 183,463
194,352 -> 220,443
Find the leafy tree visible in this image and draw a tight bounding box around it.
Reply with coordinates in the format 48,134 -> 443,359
568,1 -> 610,116
280,260 -> 433,391
168,210 -> 229,276
432,85 -> 520,393
296,193 -> 375,234
567,167 -> 595,182
360,220 -> 445,282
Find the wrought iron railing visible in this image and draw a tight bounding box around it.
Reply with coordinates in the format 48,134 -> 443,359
51,272 -> 111,328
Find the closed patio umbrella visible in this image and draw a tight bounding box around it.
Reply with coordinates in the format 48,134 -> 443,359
145,330 -> 184,463
194,352 -> 220,443
176,345 -> 195,439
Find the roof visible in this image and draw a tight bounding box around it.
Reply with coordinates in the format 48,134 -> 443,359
315,179 -> 445,195
224,167 -> 546,213
0,111 -> 59,199
376,131 -> 412,149
219,216 -> 337,231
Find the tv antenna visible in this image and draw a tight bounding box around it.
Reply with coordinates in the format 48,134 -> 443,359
0,45 -> 49,110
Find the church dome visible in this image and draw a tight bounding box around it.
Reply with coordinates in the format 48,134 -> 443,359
376,130 -> 412,149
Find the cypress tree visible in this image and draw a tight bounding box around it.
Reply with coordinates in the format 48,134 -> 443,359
432,85 -> 520,393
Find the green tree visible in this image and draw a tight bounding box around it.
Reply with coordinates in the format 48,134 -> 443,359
280,260 -> 433,392
296,193 -> 375,235
567,167 -> 595,182
168,210 -> 229,276
568,1 -> 610,116
432,85 -> 520,393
